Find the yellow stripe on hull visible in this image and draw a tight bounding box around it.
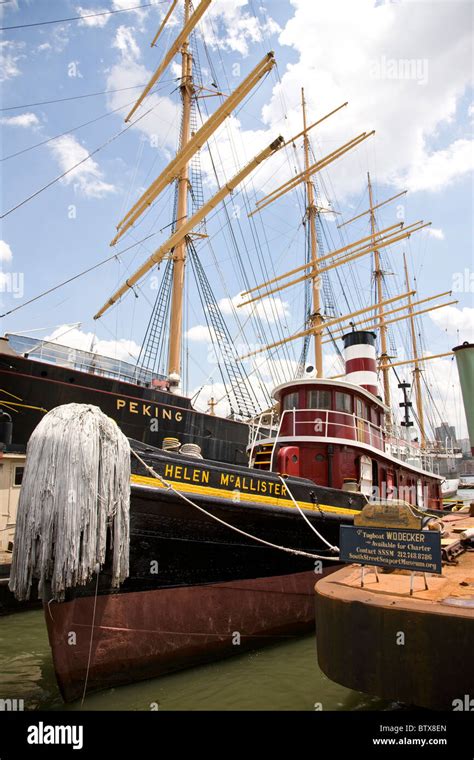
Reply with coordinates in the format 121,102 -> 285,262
131,473 -> 359,516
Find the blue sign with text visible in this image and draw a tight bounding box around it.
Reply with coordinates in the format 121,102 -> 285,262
340,525 -> 442,574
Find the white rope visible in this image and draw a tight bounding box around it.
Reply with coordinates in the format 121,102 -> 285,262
131,448 -> 340,562
9,404 -> 130,601
278,476 -> 339,554
81,564 -> 100,707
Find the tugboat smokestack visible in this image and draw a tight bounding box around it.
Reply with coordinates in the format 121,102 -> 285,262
342,330 -> 378,397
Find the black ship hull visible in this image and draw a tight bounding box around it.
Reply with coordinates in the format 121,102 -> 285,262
44,444 -> 366,701
0,350 -> 249,464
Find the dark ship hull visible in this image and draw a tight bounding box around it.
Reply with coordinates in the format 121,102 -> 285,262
0,345 -> 249,464
44,443 -> 366,702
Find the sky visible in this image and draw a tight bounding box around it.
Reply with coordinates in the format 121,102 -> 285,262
0,0 -> 473,438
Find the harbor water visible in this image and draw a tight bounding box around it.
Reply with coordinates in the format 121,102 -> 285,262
0,611 -> 393,712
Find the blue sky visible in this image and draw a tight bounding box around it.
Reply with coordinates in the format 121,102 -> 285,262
0,0 -> 473,436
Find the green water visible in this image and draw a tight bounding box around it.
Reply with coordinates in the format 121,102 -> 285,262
0,610 -> 393,711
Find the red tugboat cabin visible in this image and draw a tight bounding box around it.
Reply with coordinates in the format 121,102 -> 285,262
250,331 -> 443,510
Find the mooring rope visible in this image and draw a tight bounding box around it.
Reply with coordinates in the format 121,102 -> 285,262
278,476 -> 339,553
130,448 -> 340,562
81,565 -> 100,707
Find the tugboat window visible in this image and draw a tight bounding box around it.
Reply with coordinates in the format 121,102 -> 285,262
307,390 -> 331,409
335,392 -> 352,413
282,392 -> 299,410
356,398 -> 368,420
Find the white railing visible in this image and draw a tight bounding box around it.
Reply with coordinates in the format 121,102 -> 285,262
6,333 -> 165,386
248,407 -> 438,475
247,410 -> 277,449
249,407 -> 385,454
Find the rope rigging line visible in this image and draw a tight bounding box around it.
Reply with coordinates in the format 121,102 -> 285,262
1,88 -> 169,162
0,234 -> 156,320
0,3 -> 160,31
197,30 -> 301,383
0,101 -> 162,219
0,81 -> 175,112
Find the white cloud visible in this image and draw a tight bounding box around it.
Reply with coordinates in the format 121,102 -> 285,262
51,25 -> 70,53
423,226 -> 445,240
429,305 -> 474,342
36,42 -> 52,53
0,112 -> 40,128
112,0 -> 150,18
112,25 -> 141,59
238,0 -> 474,200
185,324 -> 217,342
0,40 -> 25,82
77,6 -> 110,28
201,0 -> 281,56
402,138 -> 474,193
48,135 -> 117,199
45,324 -> 140,362
106,26 -> 180,150
0,241 -> 13,264
219,292 -> 290,325
0,0 -> 18,17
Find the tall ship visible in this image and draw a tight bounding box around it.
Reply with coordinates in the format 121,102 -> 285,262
5,0 -> 470,700
0,1 -> 460,477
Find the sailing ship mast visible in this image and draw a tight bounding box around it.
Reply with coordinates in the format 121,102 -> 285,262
403,252 -> 426,447
94,0 -> 283,400
91,6 -> 457,422
168,0 -> 192,384
301,88 -> 323,377
367,172 -> 390,410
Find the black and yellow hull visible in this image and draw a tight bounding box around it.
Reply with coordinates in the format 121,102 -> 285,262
45,444 -> 366,701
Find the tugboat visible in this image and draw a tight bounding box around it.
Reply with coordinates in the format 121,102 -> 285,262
250,331 -> 443,510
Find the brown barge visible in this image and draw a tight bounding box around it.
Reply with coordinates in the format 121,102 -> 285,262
315,511 -> 474,710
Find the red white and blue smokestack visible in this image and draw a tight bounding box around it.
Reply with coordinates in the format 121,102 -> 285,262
343,330 -> 378,397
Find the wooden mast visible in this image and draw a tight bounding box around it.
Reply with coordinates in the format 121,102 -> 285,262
403,252 -> 426,447
168,0 -> 192,385
367,171 -> 391,413
301,88 -> 323,377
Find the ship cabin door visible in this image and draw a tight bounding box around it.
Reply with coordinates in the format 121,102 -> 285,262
359,455 -> 373,497
312,450 -> 328,485
372,459 -> 379,497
